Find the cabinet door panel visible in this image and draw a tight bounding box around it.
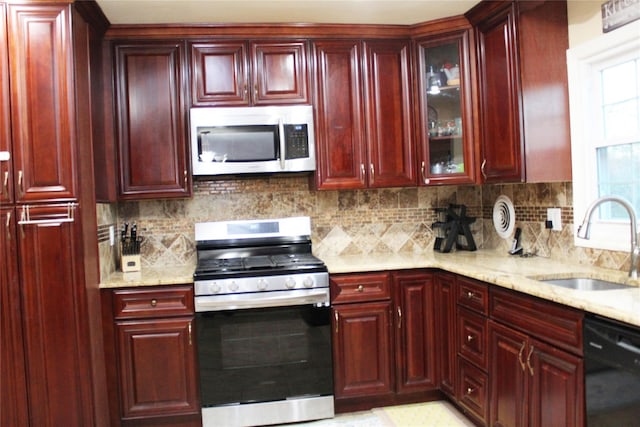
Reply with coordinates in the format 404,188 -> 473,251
18,205 -> 93,426
394,272 -> 437,394
0,207 -> 28,426
190,41 -> 248,106
117,317 -> 199,419
115,42 -> 190,199
0,3 -> 11,203
313,40 -> 366,189
251,41 -> 308,105
489,320 -> 527,427
474,4 -> 523,182
7,4 -> 76,202
332,302 -> 393,398
364,40 -> 415,187
435,273 -> 457,397
529,339 -> 584,427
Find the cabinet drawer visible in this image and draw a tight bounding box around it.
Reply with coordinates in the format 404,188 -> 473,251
330,272 -> 391,304
490,287 -> 583,355
457,307 -> 488,370
457,277 -> 489,315
113,286 -> 194,319
457,357 -> 489,425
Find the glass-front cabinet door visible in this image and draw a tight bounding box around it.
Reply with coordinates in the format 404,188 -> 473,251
416,30 -> 475,185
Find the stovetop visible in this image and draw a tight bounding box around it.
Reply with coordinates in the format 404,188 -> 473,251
194,253 -> 327,280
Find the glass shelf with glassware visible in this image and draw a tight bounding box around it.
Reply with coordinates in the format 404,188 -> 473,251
417,30 -> 474,184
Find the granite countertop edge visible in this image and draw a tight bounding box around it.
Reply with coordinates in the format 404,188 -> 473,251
99,250 -> 640,328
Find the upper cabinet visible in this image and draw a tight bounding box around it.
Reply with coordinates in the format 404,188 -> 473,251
466,0 -> 571,183
313,39 -> 415,190
113,41 -> 191,199
415,29 -> 476,185
2,3 -> 77,203
190,40 -> 309,106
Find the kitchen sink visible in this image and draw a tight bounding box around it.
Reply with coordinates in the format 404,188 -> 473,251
538,277 -> 634,291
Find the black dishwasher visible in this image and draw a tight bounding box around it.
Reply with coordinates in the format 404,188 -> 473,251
584,316 -> 640,426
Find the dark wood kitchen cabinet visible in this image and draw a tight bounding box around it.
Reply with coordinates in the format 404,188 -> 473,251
313,39 -> 415,189
434,272 -> 457,398
466,0 -> 571,183
330,270 -> 438,413
489,287 -> 584,427
2,3 -> 77,203
105,286 -> 200,426
393,271 -> 437,395
190,40 -> 309,106
331,273 -> 394,405
1,3 -> 107,426
113,41 -> 191,199
415,27 -> 476,185
0,207 -> 28,427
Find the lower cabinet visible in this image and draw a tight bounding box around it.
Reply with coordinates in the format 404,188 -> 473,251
489,287 -> 584,427
330,270 -> 439,412
104,285 -> 201,427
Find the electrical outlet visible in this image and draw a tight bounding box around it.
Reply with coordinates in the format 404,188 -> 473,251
109,225 -> 115,246
547,208 -> 562,231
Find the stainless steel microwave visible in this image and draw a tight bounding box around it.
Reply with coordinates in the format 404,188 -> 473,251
190,105 -> 316,176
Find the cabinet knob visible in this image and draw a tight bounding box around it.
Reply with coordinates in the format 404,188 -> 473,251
466,387 -> 474,395
467,334 -> 474,342
150,299 -> 157,307
357,284 -> 364,292
467,291 -> 475,299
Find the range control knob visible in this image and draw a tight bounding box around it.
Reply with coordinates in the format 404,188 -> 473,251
257,279 -> 268,291
208,282 -> 221,294
229,281 -> 239,292
285,277 -> 297,289
302,276 -> 314,288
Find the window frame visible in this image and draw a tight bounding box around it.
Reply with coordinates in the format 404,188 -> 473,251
567,20 -> 640,252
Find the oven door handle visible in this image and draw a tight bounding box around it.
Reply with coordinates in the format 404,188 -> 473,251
195,288 -> 330,312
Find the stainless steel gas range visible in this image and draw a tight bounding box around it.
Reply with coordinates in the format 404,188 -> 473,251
193,216 -> 334,427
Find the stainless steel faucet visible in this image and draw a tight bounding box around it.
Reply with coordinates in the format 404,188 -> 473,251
577,196 -> 640,279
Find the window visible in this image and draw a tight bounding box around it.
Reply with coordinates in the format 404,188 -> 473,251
568,21 -> 640,252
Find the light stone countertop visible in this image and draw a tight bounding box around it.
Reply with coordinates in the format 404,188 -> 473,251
99,249 -> 640,328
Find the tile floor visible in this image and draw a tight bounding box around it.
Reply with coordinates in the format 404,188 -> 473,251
283,401 -> 475,427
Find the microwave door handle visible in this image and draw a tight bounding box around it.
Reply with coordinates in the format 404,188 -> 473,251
278,119 -> 286,170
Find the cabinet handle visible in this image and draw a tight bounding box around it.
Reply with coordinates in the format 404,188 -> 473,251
188,321 -> 192,346
397,307 -> 402,329
467,334 -> 474,343
5,211 -> 11,241
243,83 -> 248,100
334,311 -> 339,334
526,345 -> 535,376
254,84 -> 258,99
481,159 -> 487,179
466,386 -> 474,395
357,284 -> 364,293
370,164 -> 374,180
421,161 -> 429,184
184,170 -> 188,186
17,170 -> 23,198
150,299 -> 157,307
360,163 -> 365,177
518,342 -> 526,372
2,171 -> 8,197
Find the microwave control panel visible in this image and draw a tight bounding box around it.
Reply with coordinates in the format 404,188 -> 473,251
284,124 -> 309,159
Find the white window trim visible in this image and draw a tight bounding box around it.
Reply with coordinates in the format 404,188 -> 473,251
567,20 -> 640,252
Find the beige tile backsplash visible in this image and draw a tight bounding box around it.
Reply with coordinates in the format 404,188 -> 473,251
96,176 -> 632,281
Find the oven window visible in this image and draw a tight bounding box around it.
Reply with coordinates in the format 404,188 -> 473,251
197,125 -> 279,162
196,305 -> 333,407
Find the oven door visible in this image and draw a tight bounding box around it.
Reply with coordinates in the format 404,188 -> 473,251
195,301 -> 333,426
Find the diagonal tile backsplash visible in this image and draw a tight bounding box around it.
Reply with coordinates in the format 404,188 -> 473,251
97,176 -> 632,281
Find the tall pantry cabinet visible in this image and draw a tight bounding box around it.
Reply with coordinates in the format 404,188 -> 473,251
0,1 -> 108,426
